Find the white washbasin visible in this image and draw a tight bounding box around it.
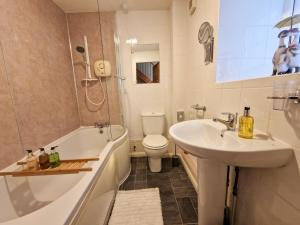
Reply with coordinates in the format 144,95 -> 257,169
169,119 -> 292,168
169,119 -> 293,225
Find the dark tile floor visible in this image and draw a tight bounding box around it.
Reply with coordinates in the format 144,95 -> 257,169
120,157 -> 198,225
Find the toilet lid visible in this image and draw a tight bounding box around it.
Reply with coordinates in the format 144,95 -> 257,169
143,135 -> 168,148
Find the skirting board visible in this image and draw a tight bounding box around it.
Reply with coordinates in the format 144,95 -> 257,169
130,152 -> 198,192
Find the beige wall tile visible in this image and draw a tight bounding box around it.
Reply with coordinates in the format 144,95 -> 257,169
0,0 -> 80,168
220,88 -> 242,115
67,12 -> 121,126
269,108 -> 300,149
240,87 -> 272,132
0,50 -> 24,169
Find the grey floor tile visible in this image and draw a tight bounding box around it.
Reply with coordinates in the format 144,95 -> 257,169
173,187 -> 197,198
161,196 -> 177,206
190,197 -> 198,211
171,178 -> 194,188
126,175 -> 136,183
177,198 -> 198,224
136,173 -> 147,181
131,157 -> 139,163
134,181 -> 147,189
136,162 -> 147,169
121,181 -> 134,190
137,157 -> 147,163
119,157 -> 198,225
136,168 -> 147,175
130,167 -> 136,175
162,204 -> 182,225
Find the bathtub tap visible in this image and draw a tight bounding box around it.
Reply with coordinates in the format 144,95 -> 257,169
94,122 -> 110,134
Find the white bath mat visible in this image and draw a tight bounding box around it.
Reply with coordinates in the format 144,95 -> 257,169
109,188 -> 164,225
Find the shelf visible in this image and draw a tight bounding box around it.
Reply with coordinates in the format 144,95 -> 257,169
0,157 -> 99,177
81,76 -> 126,82
81,78 -> 99,82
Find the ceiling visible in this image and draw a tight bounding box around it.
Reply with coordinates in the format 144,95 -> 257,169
52,0 -> 173,13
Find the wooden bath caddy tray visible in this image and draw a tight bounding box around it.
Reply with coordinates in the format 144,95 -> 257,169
0,157 -> 99,177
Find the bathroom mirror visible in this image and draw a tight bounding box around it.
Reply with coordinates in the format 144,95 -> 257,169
131,43 -> 160,84
216,0 -> 300,82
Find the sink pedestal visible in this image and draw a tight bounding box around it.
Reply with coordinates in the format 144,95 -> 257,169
197,158 -> 227,225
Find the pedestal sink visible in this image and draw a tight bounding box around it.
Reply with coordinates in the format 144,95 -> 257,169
169,119 -> 292,225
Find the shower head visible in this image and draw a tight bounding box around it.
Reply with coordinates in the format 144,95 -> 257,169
76,46 -> 85,54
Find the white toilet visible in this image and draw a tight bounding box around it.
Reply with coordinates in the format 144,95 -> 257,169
141,112 -> 169,172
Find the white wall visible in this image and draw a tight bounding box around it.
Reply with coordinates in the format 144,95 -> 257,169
170,0 -> 189,123
116,10 -> 171,141
170,0 -> 198,177
173,0 -> 300,224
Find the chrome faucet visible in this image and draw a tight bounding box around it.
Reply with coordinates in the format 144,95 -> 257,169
213,112 -> 238,131
94,122 -> 104,128
94,122 -> 110,128
94,122 -> 110,134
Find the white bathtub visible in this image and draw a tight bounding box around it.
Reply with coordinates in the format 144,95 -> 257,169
0,126 -> 130,225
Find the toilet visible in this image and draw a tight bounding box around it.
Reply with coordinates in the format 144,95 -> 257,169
141,112 -> 169,172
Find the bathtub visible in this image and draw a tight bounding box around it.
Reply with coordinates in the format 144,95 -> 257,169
0,126 -> 130,225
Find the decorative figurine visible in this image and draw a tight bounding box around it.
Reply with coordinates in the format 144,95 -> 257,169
272,30 -> 289,75
286,28 -> 300,73
198,22 -> 214,65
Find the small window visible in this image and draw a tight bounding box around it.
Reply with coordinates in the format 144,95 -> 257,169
216,0 -> 299,82
131,43 -> 160,84
136,61 -> 160,83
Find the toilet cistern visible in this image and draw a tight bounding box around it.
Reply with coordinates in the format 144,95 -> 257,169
141,112 -> 168,172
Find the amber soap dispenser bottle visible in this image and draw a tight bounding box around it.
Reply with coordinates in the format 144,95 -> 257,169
238,107 -> 254,139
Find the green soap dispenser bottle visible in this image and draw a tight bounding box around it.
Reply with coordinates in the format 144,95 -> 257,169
49,146 -> 60,168
238,107 -> 254,139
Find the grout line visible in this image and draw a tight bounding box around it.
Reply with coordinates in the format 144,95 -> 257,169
145,158 -> 148,188
190,197 -> 198,219
129,157 -> 198,225
134,158 -> 138,189
170,170 -> 184,225
65,14 -> 82,126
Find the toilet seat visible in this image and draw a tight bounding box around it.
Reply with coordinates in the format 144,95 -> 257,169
142,135 -> 168,149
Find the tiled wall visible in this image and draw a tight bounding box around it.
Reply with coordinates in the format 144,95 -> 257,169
0,0 -> 80,169
170,0 -> 198,177
173,0 -> 300,224
0,44 -> 23,169
170,0 -> 188,123
67,12 -> 122,126
116,10 -> 172,140
0,2 -> 123,169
